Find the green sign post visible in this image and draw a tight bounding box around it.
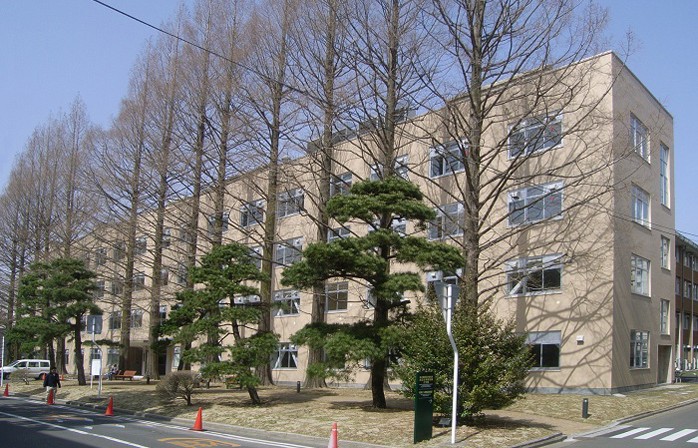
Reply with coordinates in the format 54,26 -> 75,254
414,371 -> 434,443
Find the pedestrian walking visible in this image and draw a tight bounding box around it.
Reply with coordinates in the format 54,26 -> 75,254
43,367 -> 61,399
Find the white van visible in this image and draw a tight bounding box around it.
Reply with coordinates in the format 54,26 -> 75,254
1,359 -> 51,380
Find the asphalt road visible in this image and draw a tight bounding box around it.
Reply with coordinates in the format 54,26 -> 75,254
547,400 -> 698,447
0,395 -> 324,448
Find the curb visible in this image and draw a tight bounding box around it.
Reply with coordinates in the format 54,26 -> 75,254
509,433 -> 566,448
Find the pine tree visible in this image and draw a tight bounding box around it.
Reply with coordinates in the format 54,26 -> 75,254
282,176 -> 463,408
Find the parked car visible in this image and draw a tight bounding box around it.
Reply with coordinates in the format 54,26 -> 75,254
1,359 -> 51,380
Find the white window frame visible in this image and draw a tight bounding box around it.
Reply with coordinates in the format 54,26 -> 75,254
273,289 -> 301,316
110,279 -> 123,296
631,114 -> 649,161
272,343 -> 298,369
508,181 -> 563,226
330,172 -> 352,197
660,236 -> 670,270
274,238 -> 303,266
328,226 -> 350,242
135,236 -> 147,255
133,271 -> 146,291
660,144 -> 669,206
428,202 -> 463,240
162,227 -> 172,248
630,254 -> 650,296
630,330 -> 649,368
631,185 -> 650,227
370,154 -> 409,181
505,254 -> 562,296
94,248 -> 107,266
130,309 -> 144,328
95,280 -> 105,299
240,199 -> 264,228
660,299 -> 670,335
685,280 -> 693,299
277,189 -> 304,218
430,142 -> 465,178
249,246 -> 263,270
326,281 -> 348,312
508,113 -> 562,158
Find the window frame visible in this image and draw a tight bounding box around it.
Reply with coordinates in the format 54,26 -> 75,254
631,184 -> 650,228
327,226 -> 350,242
630,329 -> 649,369
631,114 -> 650,161
660,236 -> 670,270
274,238 -> 303,266
276,188 -> 304,218
508,112 -> 562,158
135,236 -> 147,255
630,254 -> 650,296
527,331 -> 561,370
273,289 -> 301,317
428,202 -> 464,240
429,141 -> 465,178
505,254 -> 563,296
508,181 -> 563,226
240,200 -> 264,228
272,343 -> 298,369
660,144 -> 670,207
330,172 -> 352,197
326,281 -> 349,312
660,299 -> 670,335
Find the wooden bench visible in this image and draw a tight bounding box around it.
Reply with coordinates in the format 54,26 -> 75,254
113,370 -> 137,381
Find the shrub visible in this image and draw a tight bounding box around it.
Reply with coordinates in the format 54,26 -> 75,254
156,371 -> 198,405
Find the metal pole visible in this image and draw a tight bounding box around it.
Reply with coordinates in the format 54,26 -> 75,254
1,332 -> 4,389
446,286 -> 458,445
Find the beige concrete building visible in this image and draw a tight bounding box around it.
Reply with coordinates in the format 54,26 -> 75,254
74,51 -> 675,394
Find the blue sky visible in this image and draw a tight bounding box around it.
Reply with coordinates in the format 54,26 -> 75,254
1,1 -> 696,236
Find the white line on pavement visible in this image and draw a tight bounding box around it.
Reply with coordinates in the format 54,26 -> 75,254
0,410 -> 149,448
635,428 -> 673,439
610,427 -> 651,438
662,429 -> 698,441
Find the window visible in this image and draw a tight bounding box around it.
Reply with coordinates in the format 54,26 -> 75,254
273,289 -> 300,316
676,277 -> 681,295
631,255 -> 650,296
660,236 -> 670,269
527,331 -> 561,369
107,348 -> 119,367
277,188 -> 304,218
630,114 -> 649,161
506,255 -> 562,295
162,227 -> 172,248
249,246 -> 262,270
135,236 -> 147,255
272,343 -> 298,369
685,281 -> 692,299
177,263 -> 188,284
694,284 -> 698,301
179,226 -> 194,244
159,305 -> 167,323
326,281 -> 348,311
110,279 -> 123,296
328,226 -> 350,242
630,330 -> 649,368
95,280 -> 105,299
430,142 -> 464,177
130,309 -> 144,328
161,269 -> 169,286
240,200 -> 264,227
109,311 -> 122,330
508,182 -> 563,226
370,155 -> 409,180
113,241 -> 125,262
428,202 -> 463,240
660,299 -> 670,335
509,113 -> 562,158
274,238 -> 302,266
631,185 -> 650,227
684,313 -> 691,329
660,144 -> 669,206
207,211 -> 230,234
94,248 -> 107,267
330,172 -> 352,196
133,271 -> 146,291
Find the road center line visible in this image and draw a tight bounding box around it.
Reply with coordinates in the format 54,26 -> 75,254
0,410 -> 149,448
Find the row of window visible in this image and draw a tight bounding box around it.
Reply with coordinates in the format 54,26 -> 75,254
80,306 -> 167,333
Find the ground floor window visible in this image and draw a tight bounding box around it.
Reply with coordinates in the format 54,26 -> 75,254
272,343 -> 298,369
630,330 -> 649,368
527,331 -> 561,369
107,348 -> 119,368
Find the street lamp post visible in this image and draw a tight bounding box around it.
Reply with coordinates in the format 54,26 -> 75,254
436,282 -> 459,445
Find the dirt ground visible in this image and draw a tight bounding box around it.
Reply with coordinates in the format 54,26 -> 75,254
6,378 -> 698,447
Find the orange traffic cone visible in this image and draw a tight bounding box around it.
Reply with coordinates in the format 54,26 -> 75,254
105,396 -> 114,416
47,389 -> 54,405
328,422 -> 338,448
3,384 -> 8,397
191,407 -> 203,431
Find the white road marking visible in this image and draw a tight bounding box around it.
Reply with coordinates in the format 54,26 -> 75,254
0,410 -> 149,448
662,429 -> 698,441
635,427 -> 673,439
610,427 -> 651,438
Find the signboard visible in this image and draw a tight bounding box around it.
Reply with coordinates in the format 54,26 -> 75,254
91,359 -> 101,377
413,371 -> 434,443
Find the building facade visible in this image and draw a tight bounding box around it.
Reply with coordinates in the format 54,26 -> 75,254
74,52 -> 675,394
